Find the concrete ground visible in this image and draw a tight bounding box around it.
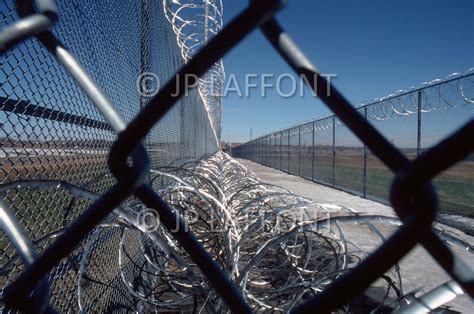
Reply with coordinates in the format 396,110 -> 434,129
236,158 -> 473,312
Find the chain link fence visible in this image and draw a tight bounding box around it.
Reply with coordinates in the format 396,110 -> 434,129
0,0 -> 217,311
0,0 -> 472,312
233,70 -> 474,217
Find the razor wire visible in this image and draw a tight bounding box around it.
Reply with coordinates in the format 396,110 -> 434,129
247,68 -> 474,134
0,0 -> 472,313
365,68 -> 474,121
0,0 -> 218,311
163,0 -> 224,141
233,69 -> 474,215
1,152 -> 472,311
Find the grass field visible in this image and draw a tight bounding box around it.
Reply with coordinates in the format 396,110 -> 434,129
254,152 -> 473,217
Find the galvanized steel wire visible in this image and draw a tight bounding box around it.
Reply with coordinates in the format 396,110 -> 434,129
0,0 -> 472,312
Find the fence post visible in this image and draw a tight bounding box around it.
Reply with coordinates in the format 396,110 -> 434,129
363,107 -> 368,198
255,140 -> 257,161
255,139 -> 256,162
269,135 -> 271,166
254,140 -> 256,162
263,137 -> 266,165
272,135 -> 274,166
298,126 -> 301,175
258,139 -> 260,163
274,133 -> 277,168
265,136 -> 267,165
288,131 -> 290,173
332,116 -> 336,187
269,135 -> 272,167
312,121 -> 315,182
267,134 -> 272,167
417,90 -> 422,156
259,139 -> 261,163
271,134 -> 273,167
280,132 -> 283,170
259,139 -> 261,162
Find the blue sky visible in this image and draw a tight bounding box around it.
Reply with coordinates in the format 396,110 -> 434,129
220,0 -> 474,143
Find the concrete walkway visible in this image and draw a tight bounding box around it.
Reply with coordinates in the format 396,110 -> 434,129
236,159 -> 393,216
236,158 -> 473,312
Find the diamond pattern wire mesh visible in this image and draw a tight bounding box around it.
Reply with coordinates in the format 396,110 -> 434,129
1,0 -> 217,311
0,0 -> 472,313
233,71 -> 474,216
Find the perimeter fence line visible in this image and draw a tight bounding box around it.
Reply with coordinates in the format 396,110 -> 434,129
0,0 -> 218,311
0,0 -> 473,312
232,70 -> 474,216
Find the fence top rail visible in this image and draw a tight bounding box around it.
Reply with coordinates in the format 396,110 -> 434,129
240,69 -> 473,145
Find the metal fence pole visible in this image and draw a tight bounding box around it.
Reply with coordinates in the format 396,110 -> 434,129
263,137 -> 265,165
363,107 -> 368,198
255,140 -> 257,161
312,121 -> 315,182
280,132 -> 282,170
271,134 -> 274,168
298,126 -> 301,175
267,136 -> 269,165
268,136 -> 271,166
267,134 -> 273,167
268,136 -> 270,166
258,139 -> 261,163
257,139 -> 259,163
254,140 -> 256,162
269,135 -> 271,166
255,140 -> 260,162
256,139 -> 259,162
332,116 -> 336,186
264,136 -> 266,165
270,135 -> 273,167
288,131 -> 290,173
417,90 -> 422,156
274,133 -> 277,168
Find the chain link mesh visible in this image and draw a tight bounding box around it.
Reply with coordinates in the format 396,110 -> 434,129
233,70 -> 474,216
0,0 -> 217,311
0,0 -> 472,312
